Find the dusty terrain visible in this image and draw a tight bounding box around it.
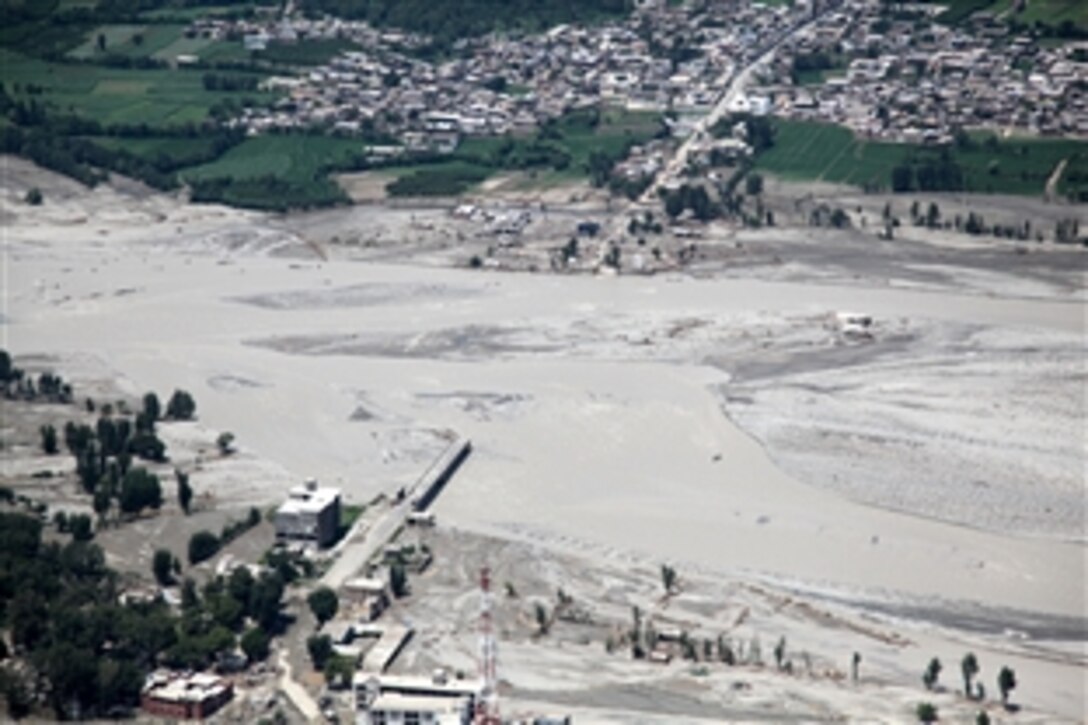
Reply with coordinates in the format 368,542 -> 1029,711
1,156 -> 1085,720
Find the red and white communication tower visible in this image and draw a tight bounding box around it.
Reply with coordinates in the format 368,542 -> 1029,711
475,566 -> 500,725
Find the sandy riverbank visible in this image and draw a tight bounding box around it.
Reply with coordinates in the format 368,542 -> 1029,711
2,158 -> 1085,718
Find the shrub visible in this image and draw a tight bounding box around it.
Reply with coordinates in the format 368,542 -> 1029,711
166,390 -> 196,420
152,548 -> 174,585
188,530 -> 220,565
307,587 -> 339,625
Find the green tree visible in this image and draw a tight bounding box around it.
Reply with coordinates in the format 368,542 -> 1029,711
152,548 -> 174,585
24,187 -> 43,206
916,702 -> 938,723
774,636 -> 787,670
142,392 -> 161,422
390,562 -> 408,598
664,190 -> 685,218
188,531 -> 220,565
962,653 -> 979,696
1,669 -> 32,719
251,572 -> 285,632
976,711 -> 991,725
39,424 -> 58,454
176,469 -> 193,515
534,601 -> 549,635
745,173 -> 764,196
128,431 -> 166,462
307,586 -> 339,625
77,442 -> 103,493
0,350 -> 12,382
307,634 -> 333,670
923,657 -> 942,690
660,563 -> 676,594
324,654 -> 354,688
93,487 -> 112,520
217,431 -> 235,455
241,627 -> 270,662
228,566 -> 254,605
998,666 -> 1016,707
69,514 -> 93,541
166,390 -> 196,420
119,468 -> 163,514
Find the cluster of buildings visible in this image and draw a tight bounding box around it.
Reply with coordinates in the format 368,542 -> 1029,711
752,1 -> 1088,141
199,0 -> 817,155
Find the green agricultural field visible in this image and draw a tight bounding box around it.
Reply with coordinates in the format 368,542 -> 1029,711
152,34 -> 214,61
181,134 -> 368,183
181,135 -> 368,209
139,3 -> 277,21
256,38 -> 363,66
953,135 -> 1084,195
934,0 -> 995,24
71,24 -> 207,61
1057,153 -> 1088,201
70,25 -> 149,59
755,119 -> 1087,196
986,0 -> 1088,30
754,120 -> 911,187
1,49 -> 271,126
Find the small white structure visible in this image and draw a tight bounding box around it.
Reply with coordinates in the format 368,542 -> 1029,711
274,479 -> 341,548
344,576 -> 390,622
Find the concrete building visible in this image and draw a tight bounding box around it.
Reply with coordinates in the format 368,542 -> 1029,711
366,693 -> 471,725
274,478 -> 341,548
141,671 -> 233,720
354,672 -> 482,725
344,576 -> 390,622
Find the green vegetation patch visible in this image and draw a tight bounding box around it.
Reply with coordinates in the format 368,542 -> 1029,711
182,134 -> 368,183
68,24 -> 192,61
755,119 -> 1088,197
1,49 -> 270,126
754,120 -> 909,187
1057,153 -> 1088,202
934,0 -> 995,25
181,134 -> 374,210
256,38 -> 363,66
385,161 -> 491,197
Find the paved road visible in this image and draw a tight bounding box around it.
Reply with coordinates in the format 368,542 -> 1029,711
278,648 -> 322,723
320,498 -> 411,590
639,8 -> 835,204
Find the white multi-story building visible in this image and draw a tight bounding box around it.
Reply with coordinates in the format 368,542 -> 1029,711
274,479 -> 341,548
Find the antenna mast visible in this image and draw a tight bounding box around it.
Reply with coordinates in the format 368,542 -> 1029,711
476,566 -> 500,724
